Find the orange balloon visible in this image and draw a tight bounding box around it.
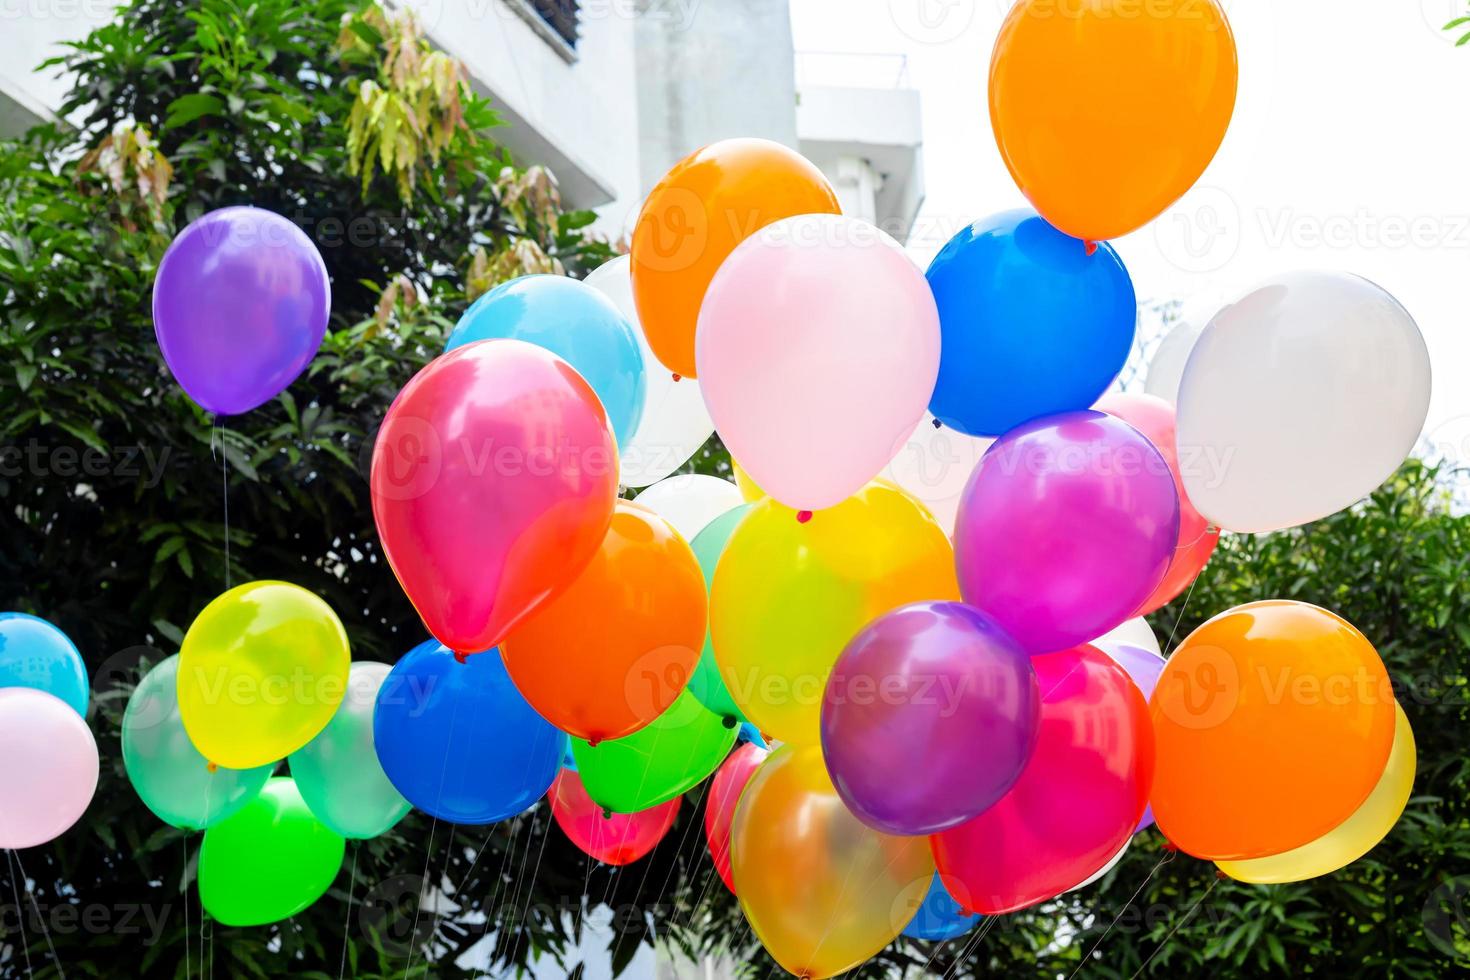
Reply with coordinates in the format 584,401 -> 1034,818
501,502 -> 707,744
989,0 -> 1238,242
1150,600 -> 1397,860
630,138 -> 841,378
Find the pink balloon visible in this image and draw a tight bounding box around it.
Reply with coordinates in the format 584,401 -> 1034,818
0,688 -> 99,848
704,742 -> 768,894
930,646 -> 1153,914
549,769 -> 679,866
954,411 -> 1179,654
371,339 -> 619,654
696,214 -> 940,513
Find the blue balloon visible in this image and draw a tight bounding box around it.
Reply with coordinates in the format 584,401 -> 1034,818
445,275 -> 646,446
0,613 -> 89,717
927,210 -> 1136,437
902,873 -> 982,942
374,641 -> 566,824
737,722 -> 767,749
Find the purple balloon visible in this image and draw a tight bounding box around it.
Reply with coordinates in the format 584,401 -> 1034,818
1094,640 -> 1166,832
153,207 -> 330,415
955,411 -> 1179,655
821,602 -> 1040,836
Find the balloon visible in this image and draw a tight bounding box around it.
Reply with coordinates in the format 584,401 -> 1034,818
177,581 -> 350,769
1150,600 -> 1397,860
821,602 -> 1040,836
123,655 -> 272,830
290,661 -> 410,839
697,214 -> 941,512
374,641 -> 565,824
712,482 -> 960,745
1217,702 -> 1415,884
152,206 -> 329,414
632,474 -> 743,542
1144,294 -> 1227,404
932,646 -> 1152,915
584,256 -> 715,487
988,0 -> 1238,242
502,502 -> 706,743
731,745 -> 934,979
631,138 -> 840,379
445,274 -> 645,447
927,211 -> 1136,438
1176,272 -> 1431,533
1095,392 -> 1219,614
1092,642 -> 1167,833
0,688 -> 99,848
371,338 -> 619,653
731,458 -> 766,502
901,874 -> 981,942
686,504 -> 752,724
1093,617 -> 1163,661
199,777 -> 345,927
1067,839 -> 1130,893
0,612 -> 89,717
882,416 -> 992,537
570,688 -> 736,814
955,412 -> 1179,654
549,769 -> 679,866
704,741 -> 767,894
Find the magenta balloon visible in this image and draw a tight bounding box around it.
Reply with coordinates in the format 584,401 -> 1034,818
153,206 -> 330,415
821,602 -> 1040,836
930,645 -> 1154,915
954,411 -> 1178,654
1096,641 -> 1166,832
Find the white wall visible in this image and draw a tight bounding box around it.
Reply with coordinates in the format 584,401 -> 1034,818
0,0 -> 114,133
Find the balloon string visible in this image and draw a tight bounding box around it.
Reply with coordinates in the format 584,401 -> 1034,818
402,815 -> 438,980
11,853 -> 61,979
1065,849 -> 1176,980
1163,556 -> 1210,657
425,824 -> 460,961
509,813 -> 551,961
182,834 -> 191,980
6,850 -> 33,978
338,842 -> 360,980
937,914 -> 995,980
220,420 -> 231,590
1128,875 -> 1220,979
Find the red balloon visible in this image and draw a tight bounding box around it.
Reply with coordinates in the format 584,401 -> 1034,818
549,769 -> 679,866
370,339 -> 619,654
930,645 -> 1153,914
1095,393 -> 1219,613
704,742 -> 768,894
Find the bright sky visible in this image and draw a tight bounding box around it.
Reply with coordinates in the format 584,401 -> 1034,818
790,0 -> 1469,451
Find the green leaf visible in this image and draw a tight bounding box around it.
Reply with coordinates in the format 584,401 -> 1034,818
163,92 -> 225,129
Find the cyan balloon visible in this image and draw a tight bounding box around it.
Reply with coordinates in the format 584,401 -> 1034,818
122,655 -> 273,830
927,210 -> 1136,437
374,641 -> 565,824
902,874 -> 982,942
685,504 -> 752,724
0,612 -> 89,717
445,274 -> 646,446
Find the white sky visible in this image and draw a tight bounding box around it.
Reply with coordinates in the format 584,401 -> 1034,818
790,0 -> 1469,445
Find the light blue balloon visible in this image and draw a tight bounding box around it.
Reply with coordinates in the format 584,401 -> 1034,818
737,723 -> 767,749
902,873 -> 982,942
445,274 -> 646,446
927,210 -> 1136,437
373,641 -> 566,825
0,612 -> 89,717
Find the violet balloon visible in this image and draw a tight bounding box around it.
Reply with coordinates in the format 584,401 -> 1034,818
153,207 -> 330,415
821,602 -> 1040,836
954,411 -> 1179,654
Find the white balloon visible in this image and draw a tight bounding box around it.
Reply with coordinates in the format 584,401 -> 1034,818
1144,294 -> 1220,403
881,415 -> 992,536
1066,839 -> 1130,893
1092,617 -> 1162,660
584,255 -> 715,488
632,474 -> 744,542
1177,271 -> 1431,534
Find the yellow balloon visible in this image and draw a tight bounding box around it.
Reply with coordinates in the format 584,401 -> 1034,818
731,745 -> 934,979
731,458 -> 766,502
178,581 -> 351,769
1217,703 -> 1416,884
710,482 -> 958,746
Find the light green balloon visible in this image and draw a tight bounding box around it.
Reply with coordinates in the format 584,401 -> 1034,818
122,654 -> 273,830
572,688 -> 738,813
686,504 -> 752,723
288,661 -> 410,839
200,777 -> 345,927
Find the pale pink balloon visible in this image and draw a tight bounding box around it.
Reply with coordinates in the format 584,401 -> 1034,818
0,688 -> 100,848
696,214 -> 941,513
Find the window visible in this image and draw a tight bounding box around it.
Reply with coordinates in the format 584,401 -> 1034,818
529,0 -> 580,50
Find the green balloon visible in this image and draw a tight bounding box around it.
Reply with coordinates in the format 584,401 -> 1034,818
122,655 -> 273,830
572,688 -> 738,813
289,661 -> 410,839
686,504 -> 752,723
200,777 -> 345,926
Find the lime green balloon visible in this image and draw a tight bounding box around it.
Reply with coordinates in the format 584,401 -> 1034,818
685,505 -> 752,723
572,688 -> 738,813
200,777 -> 345,926
289,662 -> 411,839
122,655 -> 272,830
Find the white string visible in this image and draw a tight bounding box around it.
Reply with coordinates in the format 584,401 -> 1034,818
6,850 -> 33,977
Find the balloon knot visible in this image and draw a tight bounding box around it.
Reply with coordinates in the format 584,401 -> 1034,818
932,418 -> 942,429
721,715 -> 737,729
206,762 -> 219,773
1215,869 -> 1229,881
1162,840 -> 1180,853
797,510 -> 813,524
1084,239 -> 1098,256
671,373 -> 682,382
601,808 -> 613,820
453,651 -> 468,664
